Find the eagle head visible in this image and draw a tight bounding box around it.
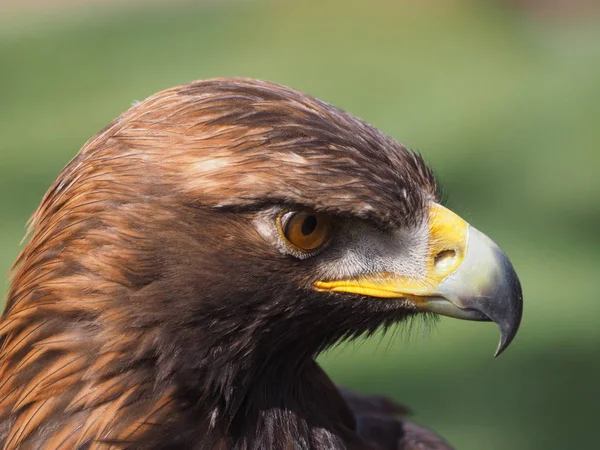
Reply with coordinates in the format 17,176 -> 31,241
0,78 -> 522,449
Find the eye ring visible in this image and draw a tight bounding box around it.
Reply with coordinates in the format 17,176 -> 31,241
277,209 -> 333,256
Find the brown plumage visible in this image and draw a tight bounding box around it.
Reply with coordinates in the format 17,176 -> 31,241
0,78 -> 521,449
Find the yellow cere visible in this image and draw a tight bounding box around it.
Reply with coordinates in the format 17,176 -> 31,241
313,203 -> 469,299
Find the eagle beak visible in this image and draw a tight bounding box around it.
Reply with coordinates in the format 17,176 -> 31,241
424,222 -> 523,356
313,204 -> 523,356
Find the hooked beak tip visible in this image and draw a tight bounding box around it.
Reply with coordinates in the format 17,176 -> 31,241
493,290 -> 523,357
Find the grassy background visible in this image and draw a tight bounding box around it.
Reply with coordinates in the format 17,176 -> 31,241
1,1 -> 599,448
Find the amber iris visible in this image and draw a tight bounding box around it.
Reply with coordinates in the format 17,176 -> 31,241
279,210 -> 332,253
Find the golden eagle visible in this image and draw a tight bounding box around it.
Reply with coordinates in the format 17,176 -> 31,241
0,79 -> 522,449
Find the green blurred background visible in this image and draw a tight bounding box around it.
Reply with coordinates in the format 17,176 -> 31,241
1,0 -> 599,448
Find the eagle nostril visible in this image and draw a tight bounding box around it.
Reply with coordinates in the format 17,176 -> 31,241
434,249 -> 457,274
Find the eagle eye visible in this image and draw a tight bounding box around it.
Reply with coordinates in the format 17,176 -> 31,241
278,209 -> 332,254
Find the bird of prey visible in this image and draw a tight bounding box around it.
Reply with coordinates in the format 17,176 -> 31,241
0,78 -> 522,449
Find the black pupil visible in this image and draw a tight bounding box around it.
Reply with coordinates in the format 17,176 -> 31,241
301,215 -> 318,236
